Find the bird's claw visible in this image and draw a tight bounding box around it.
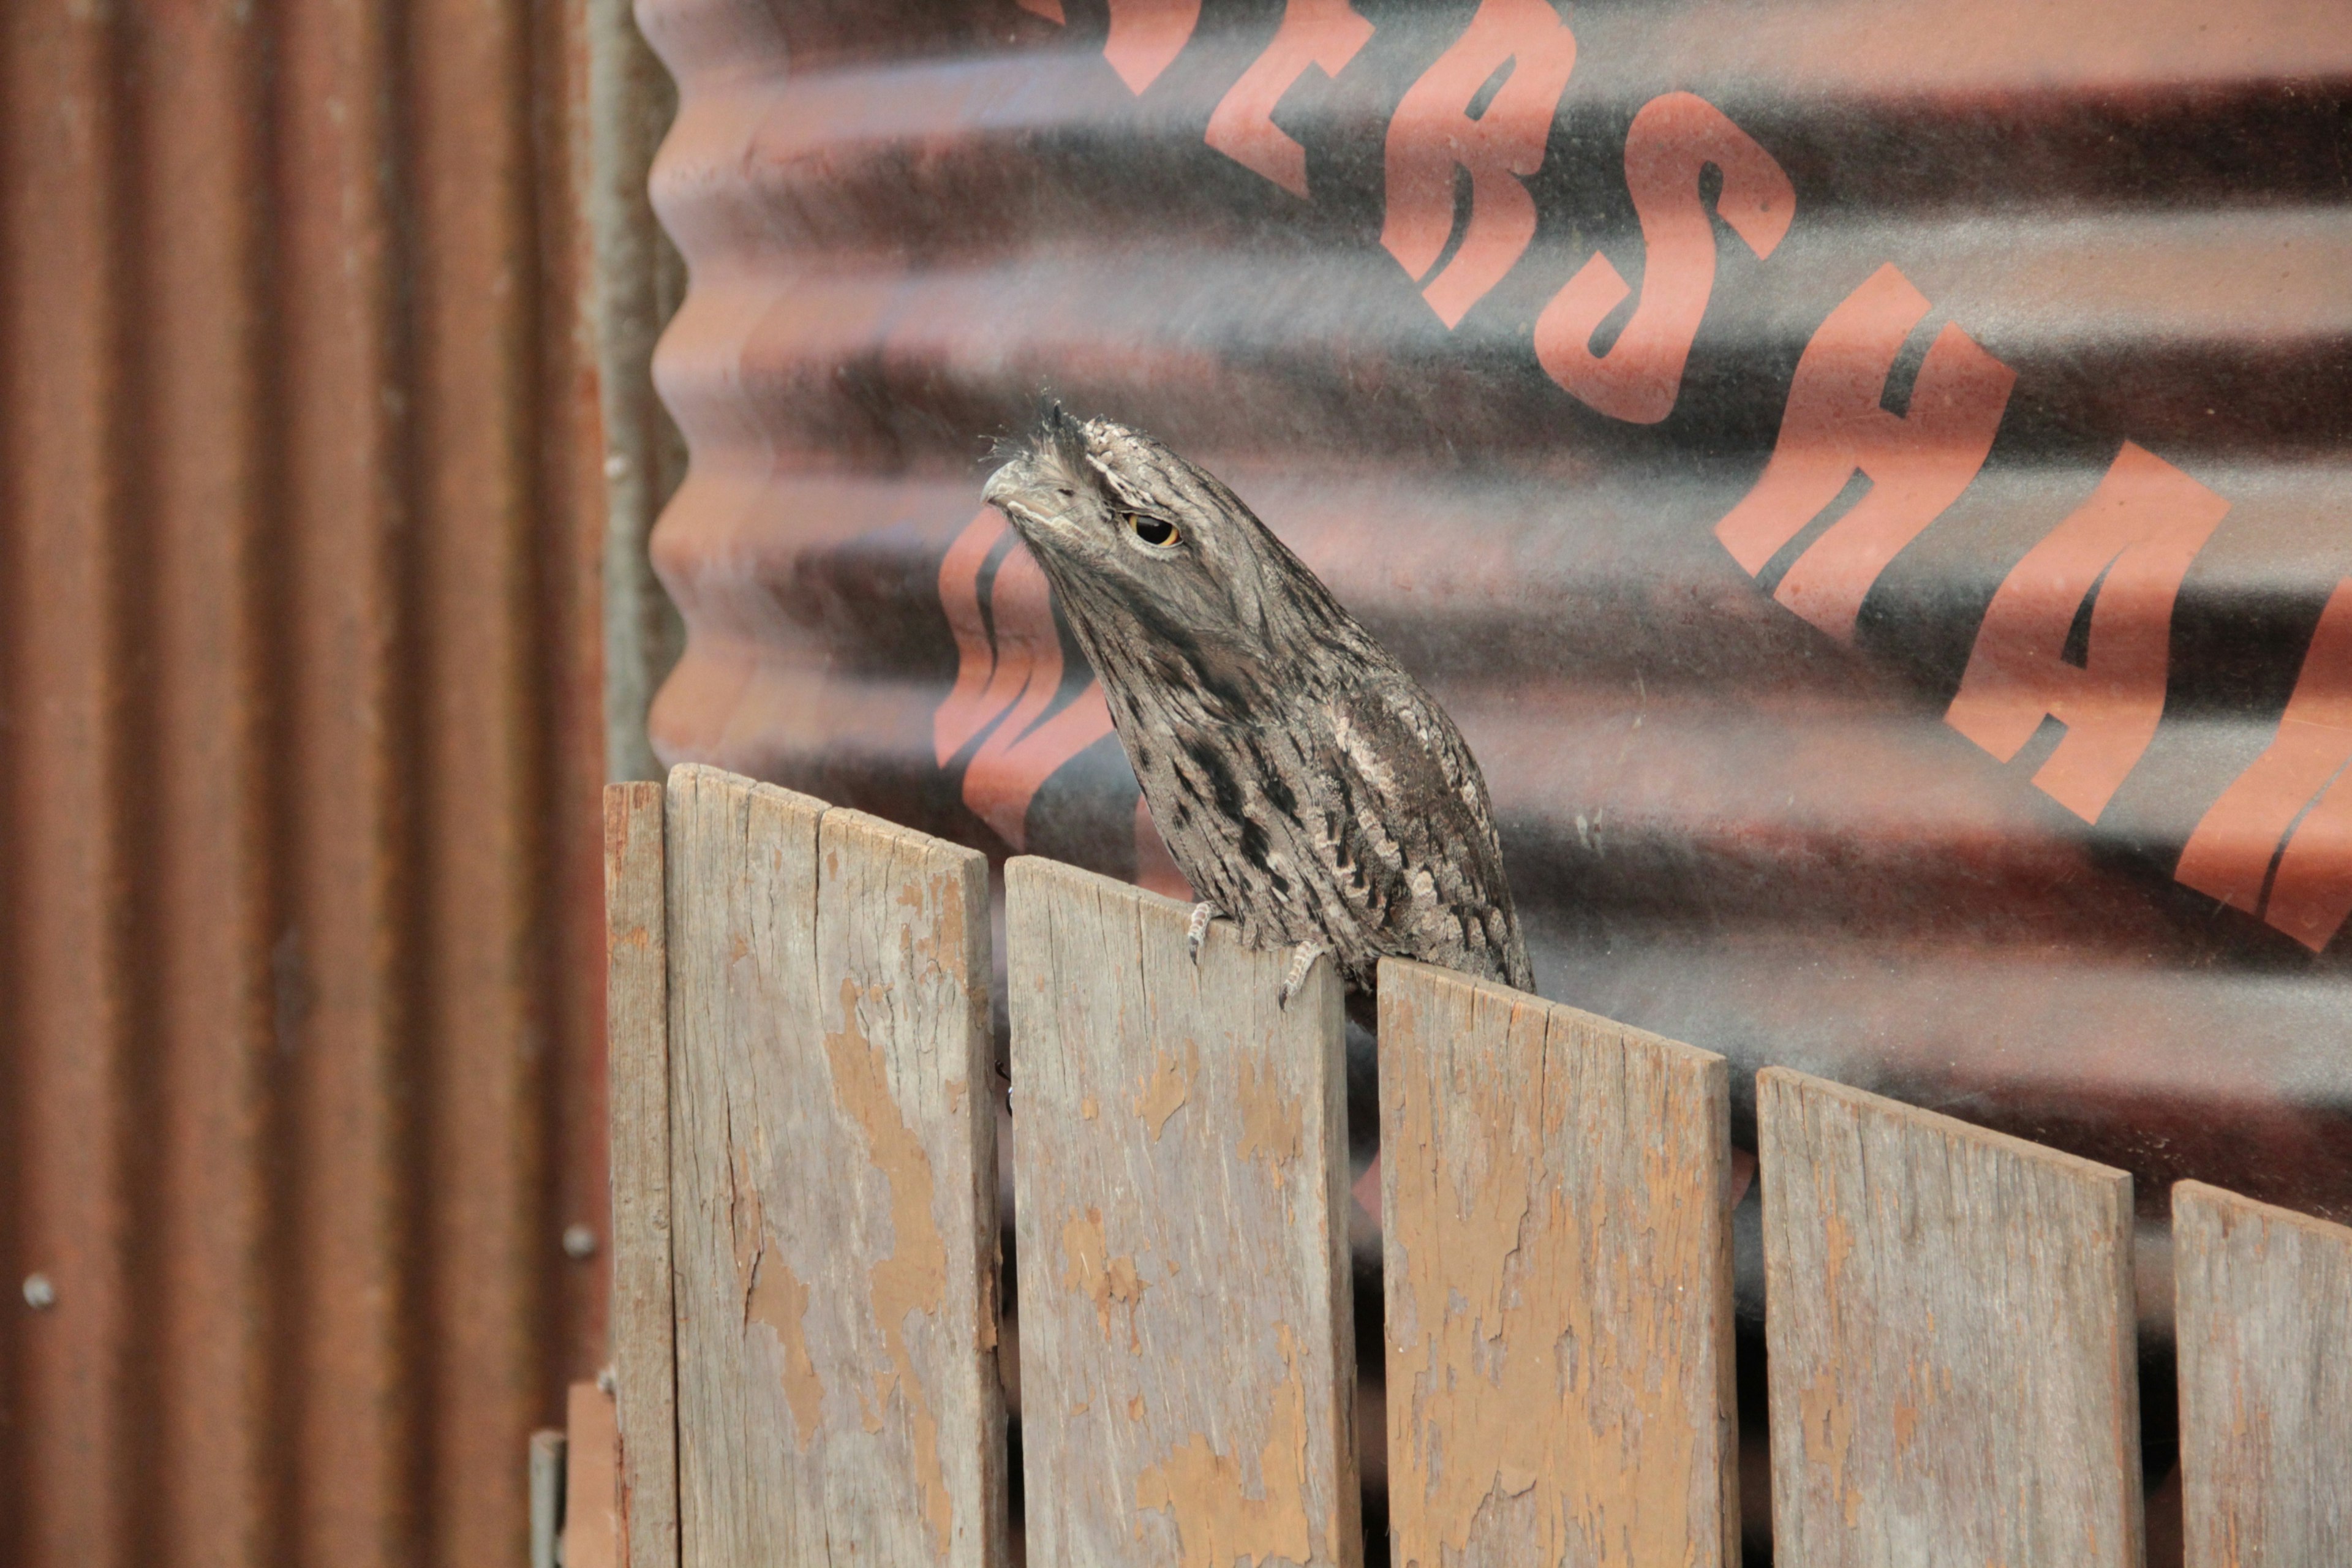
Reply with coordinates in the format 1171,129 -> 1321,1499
1278,943 -> 1327,1009
1186,902 -> 1221,967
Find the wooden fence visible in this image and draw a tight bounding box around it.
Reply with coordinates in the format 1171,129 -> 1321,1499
600,766 -> 2352,1567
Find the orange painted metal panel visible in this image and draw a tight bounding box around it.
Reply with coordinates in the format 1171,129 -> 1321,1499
0,1 -> 613,1564
2,1 -> 137,1563
139,1 -> 284,1563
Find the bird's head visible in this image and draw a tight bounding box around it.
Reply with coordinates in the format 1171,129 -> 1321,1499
982,407 -> 1340,677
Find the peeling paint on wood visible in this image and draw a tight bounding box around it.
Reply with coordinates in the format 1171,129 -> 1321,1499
1376,959 -> 1737,1568
1760,1068 -> 2141,1567
1006,856 -> 1361,1567
2174,1180 -> 2352,1567
724,1146 -> 824,1449
1060,1207 -> 1150,1347
1132,1324 -> 1316,1568
663,766 -> 1005,1566
1132,1040 -> 1202,1142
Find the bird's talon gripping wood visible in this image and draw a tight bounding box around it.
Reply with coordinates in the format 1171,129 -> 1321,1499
985,407 -> 1532,1028
1278,943 -> 1327,1009
1185,900 -> 1219,966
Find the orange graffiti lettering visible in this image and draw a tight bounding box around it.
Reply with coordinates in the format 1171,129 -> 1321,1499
1715,263 -> 2015,641
934,508 -> 1015,765
2177,578 -> 2352,951
1380,0 -> 1577,328
1535,91 -> 1793,423
1945,442 -> 2228,823
1106,0 -> 1202,93
932,510 -> 1115,850
1205,0 -> 1373,197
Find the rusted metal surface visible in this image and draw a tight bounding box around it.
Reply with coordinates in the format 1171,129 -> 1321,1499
641,0 -> 2352,1223
590,0 -> 690,786
0,1 -> 614,1565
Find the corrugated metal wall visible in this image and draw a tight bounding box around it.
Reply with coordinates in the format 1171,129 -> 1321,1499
641,0 -> 2352,1227
0,0 -> 625,1562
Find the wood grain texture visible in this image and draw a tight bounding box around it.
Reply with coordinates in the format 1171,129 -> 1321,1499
1760,1067 -> 2141,1567
665,764 -> 1003,1566
1376,960 -> 1736,1568
2174,1180 -> 2352,1567
605,782 -> 676,1568
1005,856 -> 1361,1568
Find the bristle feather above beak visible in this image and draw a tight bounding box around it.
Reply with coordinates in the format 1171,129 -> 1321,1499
985,399 -> 1110,513
1040,402 -> 1092,488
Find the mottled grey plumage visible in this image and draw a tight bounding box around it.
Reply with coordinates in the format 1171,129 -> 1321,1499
982,408 -> 1532,1022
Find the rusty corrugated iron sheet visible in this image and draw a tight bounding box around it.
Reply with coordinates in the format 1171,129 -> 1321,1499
0,0 -> 616,1562
641,0 -> 2352,1220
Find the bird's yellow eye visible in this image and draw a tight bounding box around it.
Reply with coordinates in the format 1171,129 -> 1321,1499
1126,513 -> 1180,548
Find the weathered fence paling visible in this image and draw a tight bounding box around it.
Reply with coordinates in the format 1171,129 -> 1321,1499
604,781 -> 677,1568
1378,960 -> 1738,1567
605,768 -> 2352,1568
1006,855 -> 1360,1568
1760,1068 -> 2143,1567
636,766 -> 1005,1566
2173,1180 -> 2352,1566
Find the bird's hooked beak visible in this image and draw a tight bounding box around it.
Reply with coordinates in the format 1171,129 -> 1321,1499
983,453 -> 1079,543
985,404 -> 1093,538
980,454 -> 1049,530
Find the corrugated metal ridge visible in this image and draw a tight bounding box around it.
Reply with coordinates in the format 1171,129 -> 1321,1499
668,55 -> 2352,216
0,0 -> 616,1562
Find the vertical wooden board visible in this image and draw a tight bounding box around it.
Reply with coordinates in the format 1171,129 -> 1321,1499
606,782 -> 676,1568
1759,1068 -> 2141,1567
1006,855 -> 1360,1568
665,764 -> 1002,1566
568,1380 -> 625,1568
665,763 -> 820,1562
531,1430 -> 568,1568
804,804 -> 1004,1563
1377,960 -> 1736,1568
2174,1180 -> 2352,1567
